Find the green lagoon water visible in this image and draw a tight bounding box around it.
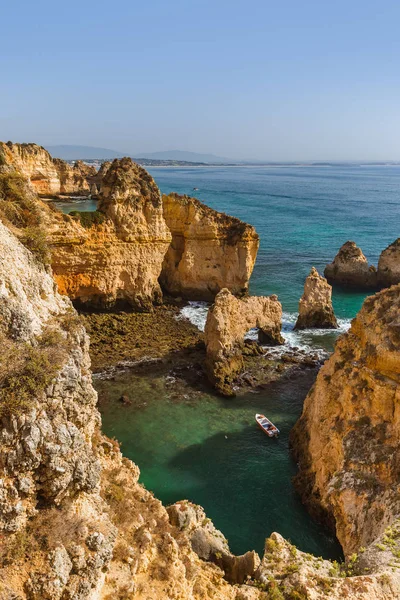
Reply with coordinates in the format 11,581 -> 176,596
68,165 -> 400,559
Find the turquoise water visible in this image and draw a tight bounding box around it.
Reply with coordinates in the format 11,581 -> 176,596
96,366 -> 342,559
147,165 -> 400,318
74,165 -> 400,559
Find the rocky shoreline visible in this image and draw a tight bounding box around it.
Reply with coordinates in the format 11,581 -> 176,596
1,141 -> 400,599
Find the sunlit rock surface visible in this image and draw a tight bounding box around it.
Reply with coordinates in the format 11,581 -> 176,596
294,267 -> 338,330
160,193 -> 259,300
324,241 -> 378,289
205,288 -> 284,395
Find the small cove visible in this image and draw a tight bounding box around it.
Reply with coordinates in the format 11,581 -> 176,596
95,365 -> 342,559
61,164 -> 400,560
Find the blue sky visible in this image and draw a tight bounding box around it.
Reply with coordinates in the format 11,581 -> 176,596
1,0 -> 400,160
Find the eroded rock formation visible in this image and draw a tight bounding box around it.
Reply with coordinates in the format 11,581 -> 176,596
378,238 -> 400,287
291,284 -> 400,556
294,267 -> 338,330
324,241 -> 378,289
167,501 -> 260,584
160,193 -> 259,300
205,288 -> 284,395
0,141 -> 95,196
1,184 -> 400,599
49,157 -> 172,310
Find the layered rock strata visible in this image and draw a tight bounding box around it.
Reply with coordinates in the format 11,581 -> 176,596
1,197 -> 400,599
294,267 -> 338,330
378,238 -> 400,287
160,193 -> 259,300
0,141 -> 95,196
324,241 -> 378,289
291,284 -> 400,555
167,501 -> 260,584
49,157 -> 172,309
0,219 -> 260,600
204,288 -> 284,395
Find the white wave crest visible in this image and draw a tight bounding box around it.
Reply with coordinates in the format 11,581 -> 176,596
178,302 -> 352,358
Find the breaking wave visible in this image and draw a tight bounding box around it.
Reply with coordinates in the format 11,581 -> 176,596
179,301 -> 352,358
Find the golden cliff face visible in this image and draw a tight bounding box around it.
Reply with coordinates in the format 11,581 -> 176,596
160,193 -> 259,300
49,158 -> 172,310
0,141 -> 95,196
204,288 -> 283,395
291,284 -> 400,556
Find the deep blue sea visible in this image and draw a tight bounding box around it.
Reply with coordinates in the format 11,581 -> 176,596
65,165 -> 400,559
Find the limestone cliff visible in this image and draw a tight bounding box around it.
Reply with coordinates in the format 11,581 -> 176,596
1,204 -> 400,599
160,193 -> 259,300
324,241 -> 378,289
294,267 -> 338,330
0,219 -> 264,600
291,284 -> 400,556
378,238 -> 400,287
49,158 -> 172,310
204,288 -> 284,395
0,141 -> 95,196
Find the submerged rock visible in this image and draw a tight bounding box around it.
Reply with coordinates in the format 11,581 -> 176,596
324,241 -> 377,289
378,237 -> 400,287
291,283 -> 400,555
294,267 -> 338,330
160,193 -> 259,300
204,288 -> 283,396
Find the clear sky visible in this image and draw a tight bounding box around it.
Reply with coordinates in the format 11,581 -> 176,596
1,0 -> 400,161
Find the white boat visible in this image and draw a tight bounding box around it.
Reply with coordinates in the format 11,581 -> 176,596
255,413 -> 280,438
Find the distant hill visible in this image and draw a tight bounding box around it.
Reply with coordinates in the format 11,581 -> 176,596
46,145 -> 126,160
136,150 -> 234,164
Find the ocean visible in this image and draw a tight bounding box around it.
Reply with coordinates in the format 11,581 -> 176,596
65,165 -> 400,559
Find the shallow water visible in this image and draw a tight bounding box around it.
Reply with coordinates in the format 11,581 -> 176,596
70,165 -> 400,559
96,367 -> 342,559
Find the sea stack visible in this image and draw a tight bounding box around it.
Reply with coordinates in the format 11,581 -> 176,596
160,193 -> 259,300
378,238 -> 400,288
204,288 -> 284,396
294,267 -> 338,330
324,241 -> 378,289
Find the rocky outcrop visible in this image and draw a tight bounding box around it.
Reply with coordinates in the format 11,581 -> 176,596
49,158 -> 172,309
0,218 -> 264,600
324,241 -> 378,289
291,284 -> 400,556
378,238 -> 400,287
1,194 -> 400,599
205,288 -> 284,395
0,141 -> 95,196
256,530 -> 400,599
294,267 -> 338,330
167,501 -> 260,584
160,193 -> 259,300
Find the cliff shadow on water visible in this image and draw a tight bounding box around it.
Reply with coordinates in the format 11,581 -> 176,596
95,363 -> 343,561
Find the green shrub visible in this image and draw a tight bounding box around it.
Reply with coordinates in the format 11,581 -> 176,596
0,328 -> 67,417
20,226 -> 50,264
69,210 -> 105,228
0,172 -> 40,227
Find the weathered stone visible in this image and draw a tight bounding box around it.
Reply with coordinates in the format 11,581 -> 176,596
204,288 -> 283,395
167,501 -> 260,584
325,241 -> 378,289
378,238 -> 400,287
160,193 -> 259,300
291,284 -> 400,555
294,267 -> 338,330
0,142 -> 94,196
49,158 -> 172,310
